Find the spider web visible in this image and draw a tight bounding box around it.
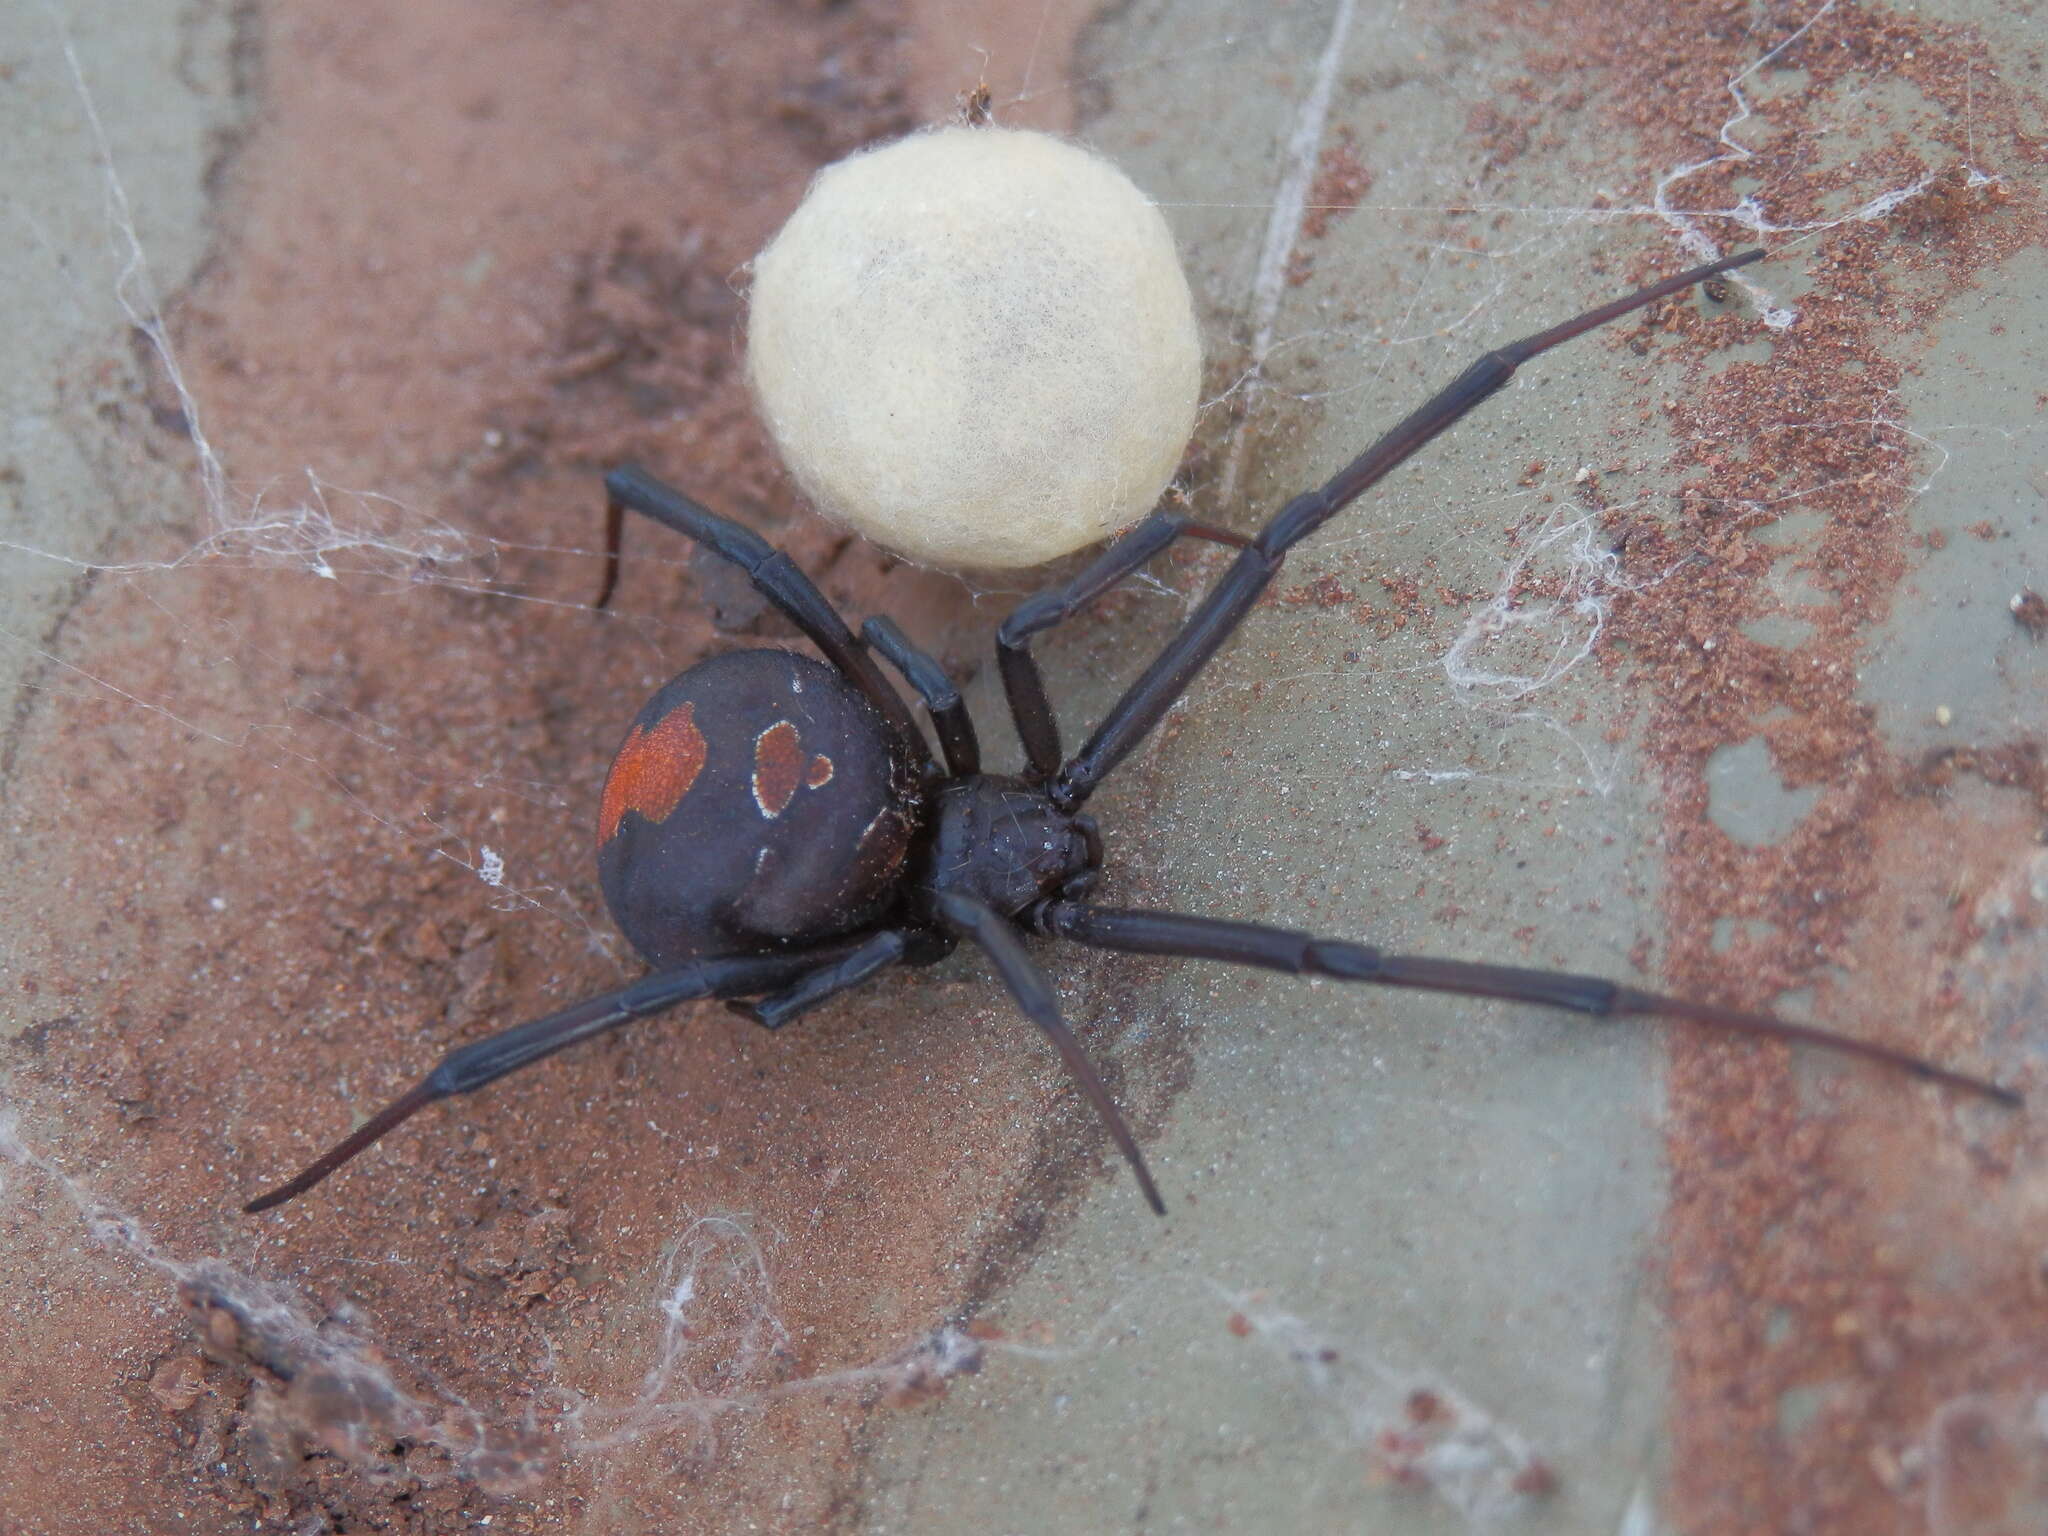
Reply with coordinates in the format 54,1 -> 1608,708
3,1 -> 2044,1531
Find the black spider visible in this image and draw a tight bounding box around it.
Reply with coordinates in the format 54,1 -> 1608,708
245,247 -> 2016,1218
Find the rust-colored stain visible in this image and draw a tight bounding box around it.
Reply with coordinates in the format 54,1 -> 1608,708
1496,2 -> 2048,1530
751,719 -> 804,817
597,701 -> 706,844
806,753 -> 835,789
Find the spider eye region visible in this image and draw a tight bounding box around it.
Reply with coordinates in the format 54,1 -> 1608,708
597,650 -> 924,967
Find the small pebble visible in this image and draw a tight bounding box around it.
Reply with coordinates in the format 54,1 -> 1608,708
148,1355 -> 206,1413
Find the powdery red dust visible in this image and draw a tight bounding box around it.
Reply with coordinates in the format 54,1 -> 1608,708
0,3 -> 1111,1534
1492,1 -> 2048,1530
1290,126 -> 1375,285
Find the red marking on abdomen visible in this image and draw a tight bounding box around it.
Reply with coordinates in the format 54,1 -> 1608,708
806,754 -> 834,789
752,721 -> 804,817
599,701 -> 706,844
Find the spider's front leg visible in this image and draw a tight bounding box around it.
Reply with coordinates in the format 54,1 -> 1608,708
993,509 -> 1248,778
1045,248 -> 1766,811
1035,901 -> 2019,1107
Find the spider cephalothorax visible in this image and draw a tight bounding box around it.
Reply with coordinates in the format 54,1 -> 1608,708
245,248 -> 2016,1220
918,776 -> 1102,920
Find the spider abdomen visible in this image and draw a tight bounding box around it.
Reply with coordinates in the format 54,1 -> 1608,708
597,649 -> 925,967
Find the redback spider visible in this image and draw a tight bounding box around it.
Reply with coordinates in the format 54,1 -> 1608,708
245,246 -> 2018,1218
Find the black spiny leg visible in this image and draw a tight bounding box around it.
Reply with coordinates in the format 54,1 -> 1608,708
861,616 -> 981,778
995,510 -> 1249,779
936,892 -> 1166,1215
1036,902 -> 2020,1106
598,464 -> 928,763
244,943 -> 870,1213
1049,249 -> 1768,811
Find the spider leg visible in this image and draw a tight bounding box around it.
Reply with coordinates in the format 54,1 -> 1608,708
1049,248 -> 1766,812
860,616 -> 981,777
1036,901 -> 2020,1107
726,926 -> 950,1030
244,942 -> 869,1213
993,510 -> 1249,778
598,464 -> 927,764
935,891 -> 1167,1215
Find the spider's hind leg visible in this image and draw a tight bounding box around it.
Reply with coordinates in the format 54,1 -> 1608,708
244,943 -> 876,1213
727,926 -> 953,1030
597,463 -> 927,761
